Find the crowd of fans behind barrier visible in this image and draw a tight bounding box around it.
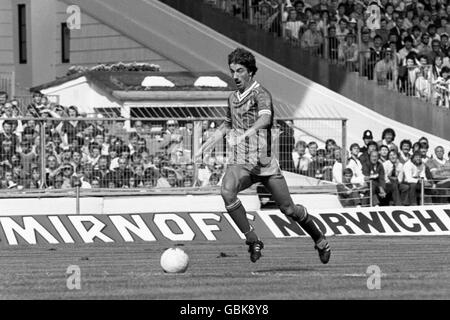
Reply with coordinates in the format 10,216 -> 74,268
219,0 -> 450,107
1,91 -> 450,207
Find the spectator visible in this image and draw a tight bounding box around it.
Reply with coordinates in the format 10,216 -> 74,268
419,141 -> 431,161
285,8 -> 304,44
278,120 -> 295,172
307,149 -> 332,181
157,170 -> 178,188
61,106 -> 86,145
359,140 -> 379,167
26,92 -> 43,117
338,33 -> 359,71
347,143 -> 365,185
327,26 -> 340,62
378,128 -> 399,152
337,168 -> 363,207
367,35 -> 385,80
306,141 -> 318,161
300,20 -> 324,54
403,151 -> 434,205
382,149 -> 409,205
0,91 -> 7,109
417,33 -> 433,59
331,147 -> 345,183
379,145 -> 390,163
362,150 -> 387,206
360,129 -> 374,154
376,18 -> 390,43
399,139 -> 413,164
114,157 -> 133,188
415,65 -> 433,100
92,155 -> 111,187
374,48 -> 398,88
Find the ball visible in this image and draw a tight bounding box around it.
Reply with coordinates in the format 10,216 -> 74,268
160,247 -> 189,274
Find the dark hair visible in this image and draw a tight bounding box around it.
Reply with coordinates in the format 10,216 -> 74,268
350,143 -> 360,150
228,48 -> 258,77
442,66 -> 450,74
367,141 -> 379,150
404,36 -> 414,43
400,139 -> 412,149
343,168 -> 353,176
373,35 -> 383,41
32,91 -> 43,98
0,91 -> 8,99
412,151 -> 422,159
382,128 -> 396,140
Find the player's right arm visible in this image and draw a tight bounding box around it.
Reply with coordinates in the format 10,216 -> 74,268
195,100 -> 232,158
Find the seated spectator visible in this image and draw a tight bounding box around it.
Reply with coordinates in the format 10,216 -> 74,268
382,150 -> 409,206
417,33 -> 433,59
419,141 -> 431,161
359,130 -> 374,154
307,149 -> 332,181
379,145 -> 390,163
376,18 -> 390,44
26,92 -> 44,118
359,141 -> 379,167
403,151 -> 434,205
378,128 -> 399,152
306,141 -> 318,161
114,157 -> 133,188
347,143 -> 365,185
325,138 -> 338,163
60,163 -> 75,189
440,32 -> 450,56
337,168 -> 363,207
398,139 -> 413,164
362,150 -> 387,206
425,146 -> 450,203
92,156 -> 111,188
157,170 -> 178,188
398,36 -> 418,65
61,106 -> 86,145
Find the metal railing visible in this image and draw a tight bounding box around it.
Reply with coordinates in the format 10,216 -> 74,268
0,115 -> 347,193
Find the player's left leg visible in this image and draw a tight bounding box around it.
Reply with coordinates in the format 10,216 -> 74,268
261,173 -> 331,264
221,165 -> 264,262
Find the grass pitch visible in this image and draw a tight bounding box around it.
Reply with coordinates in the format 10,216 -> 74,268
0,236 -> 449,299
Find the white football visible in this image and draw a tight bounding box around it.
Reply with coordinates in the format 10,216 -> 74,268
160,247 -> 189,274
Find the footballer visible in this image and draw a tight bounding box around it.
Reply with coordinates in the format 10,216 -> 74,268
196,48 -> 331,264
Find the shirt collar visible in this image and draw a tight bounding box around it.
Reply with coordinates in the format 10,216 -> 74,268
236,81 -> 260,102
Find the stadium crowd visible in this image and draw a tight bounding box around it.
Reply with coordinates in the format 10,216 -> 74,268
0,91 -> 226,191
2,90 -> 450,206
222,0 -> 450,107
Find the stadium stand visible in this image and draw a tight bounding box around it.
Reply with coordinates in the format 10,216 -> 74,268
206,0 -> 450,108
1,90 -> 450,206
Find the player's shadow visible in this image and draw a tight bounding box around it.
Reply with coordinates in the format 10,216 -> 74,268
255,266 -> 316,273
